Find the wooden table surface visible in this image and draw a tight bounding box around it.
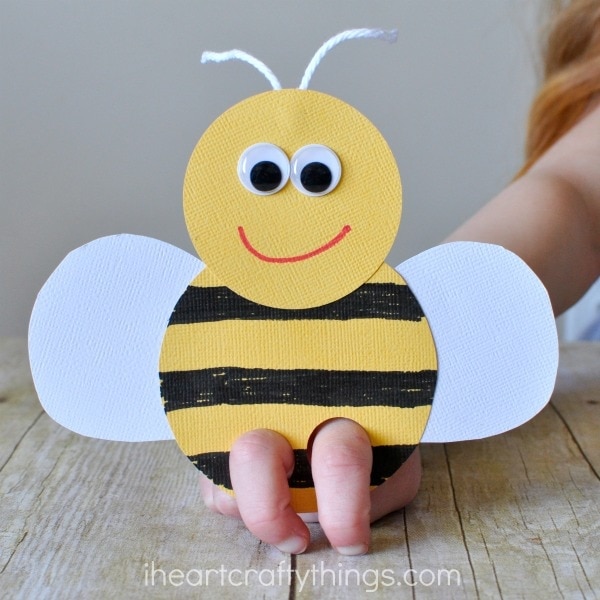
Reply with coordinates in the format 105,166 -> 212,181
1,338 -> 599,599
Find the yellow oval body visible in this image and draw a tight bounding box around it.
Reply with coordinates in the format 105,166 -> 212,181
160,263 -> 437,513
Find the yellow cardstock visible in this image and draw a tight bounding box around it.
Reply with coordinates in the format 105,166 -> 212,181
183,89 -> 401,309
163,89 -> 437,513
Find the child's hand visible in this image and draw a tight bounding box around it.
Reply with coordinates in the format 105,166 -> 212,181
199,418 -> 422,555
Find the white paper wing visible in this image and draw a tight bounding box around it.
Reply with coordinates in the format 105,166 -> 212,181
396,242 -> 558,443
28,234 -> 204,441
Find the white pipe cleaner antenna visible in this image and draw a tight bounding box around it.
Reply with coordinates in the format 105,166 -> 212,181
299,28 -> 398,90
201,28 -> 397,91
200,49 -> 282,90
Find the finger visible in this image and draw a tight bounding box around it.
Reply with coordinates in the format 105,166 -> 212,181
370,447 -> 422,522
229,429 -> 309,554
310,418 -> 372,555
199,472 -> 217,511
199,473 -> 241,518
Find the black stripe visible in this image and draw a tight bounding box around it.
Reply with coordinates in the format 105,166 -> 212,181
190,450 -> 317,490
191,451 -> 233,489
290,446 -> 417,487
162,367 -> 436,411
291,449 -> 314,488
189,445 -> 417,490
168,283 -> 425,324
370,445 -> 418,485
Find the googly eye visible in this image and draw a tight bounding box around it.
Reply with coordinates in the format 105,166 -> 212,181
290,145 -> 342,197
238,143 -> 290,195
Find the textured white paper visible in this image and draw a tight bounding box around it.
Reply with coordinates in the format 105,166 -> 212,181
398,242 -> 558,442
29,235 -> 203,441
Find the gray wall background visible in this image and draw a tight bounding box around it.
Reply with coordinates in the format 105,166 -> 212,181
1,0 -> 545,336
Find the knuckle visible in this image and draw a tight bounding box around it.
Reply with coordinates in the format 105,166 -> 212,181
230,429 -> 276,462
311,419 -> 372,473
317,441 -> 372,472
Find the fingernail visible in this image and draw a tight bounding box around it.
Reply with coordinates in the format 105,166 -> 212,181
276,536 -> 308,554
335,544 -> 368,556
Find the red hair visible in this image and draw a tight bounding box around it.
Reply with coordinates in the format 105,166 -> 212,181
517,0 -> 600,178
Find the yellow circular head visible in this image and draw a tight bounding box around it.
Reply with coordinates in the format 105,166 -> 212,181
184,89 -> 402,309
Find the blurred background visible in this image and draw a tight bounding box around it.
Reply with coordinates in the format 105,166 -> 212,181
2,0 -> 598,338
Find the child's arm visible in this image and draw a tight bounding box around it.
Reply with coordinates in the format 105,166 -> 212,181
446,101 -> 600,315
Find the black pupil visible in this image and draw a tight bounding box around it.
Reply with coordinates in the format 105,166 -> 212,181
300,162 -> 332,194
250,161 -> 282,192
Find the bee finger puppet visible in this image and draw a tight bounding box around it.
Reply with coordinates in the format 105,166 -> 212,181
28,29 -> 558,515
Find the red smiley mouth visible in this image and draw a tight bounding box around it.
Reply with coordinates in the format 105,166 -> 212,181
238,225 -> 351,264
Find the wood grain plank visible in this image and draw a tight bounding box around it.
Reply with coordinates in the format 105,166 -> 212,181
552,342 -> 600,475
399,443 -> 476,599
0,338 -> 44,470
442,401 -> 600,599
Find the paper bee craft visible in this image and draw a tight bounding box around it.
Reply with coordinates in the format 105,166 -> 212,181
29,29 -> 558,514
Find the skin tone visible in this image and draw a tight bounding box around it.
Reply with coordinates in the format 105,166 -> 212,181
201,100 -> 600,555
